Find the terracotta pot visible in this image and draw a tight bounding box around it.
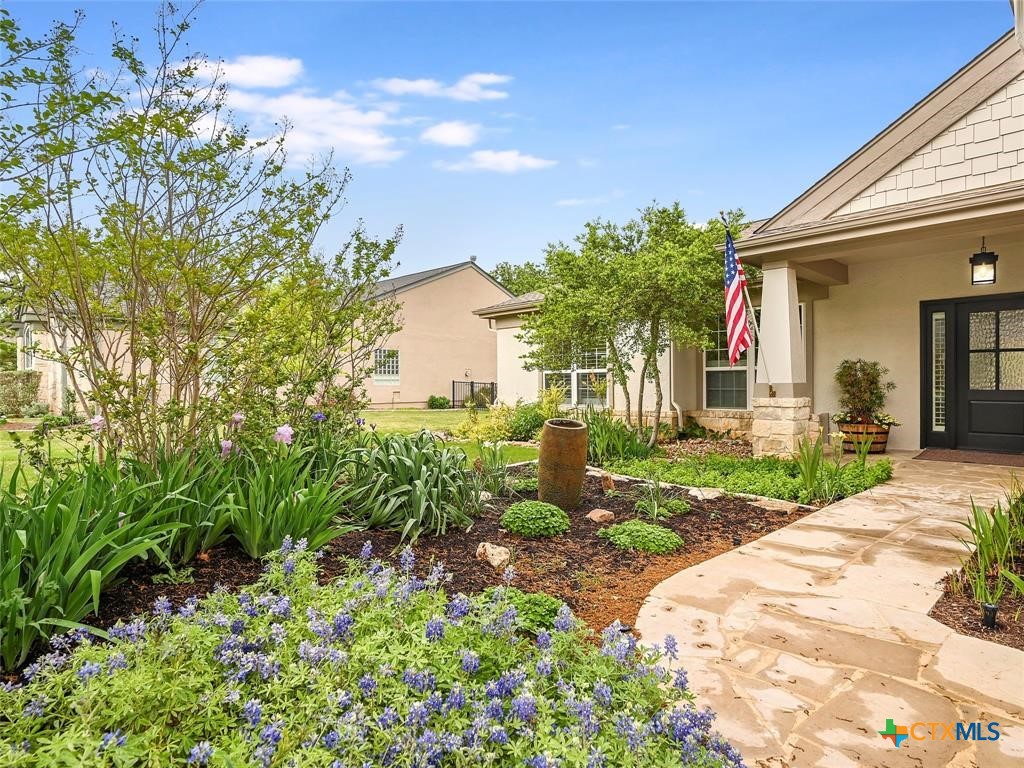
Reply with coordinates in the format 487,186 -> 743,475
836,422 -> 890,454
537,418 -> 589,511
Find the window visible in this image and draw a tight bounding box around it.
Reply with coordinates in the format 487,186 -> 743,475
22,327 -> 34,370
703,306 -> 804,410
543,346 -> 608,407
373,349 -> 399,384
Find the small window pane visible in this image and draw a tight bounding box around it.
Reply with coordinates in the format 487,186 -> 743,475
578,347 -> 608,370
1000,351 -> 1024,390
543,373 -> 572,404
931,312 -> 945,431
969,352 -> 996,390
374,349 -> 399,377
1000,310 -> 1024,349
969,312 -> 996,350
578,372 -> 607,407
706,370 -> 747,409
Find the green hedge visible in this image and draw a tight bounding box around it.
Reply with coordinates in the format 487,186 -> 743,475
0,370 -> 42,416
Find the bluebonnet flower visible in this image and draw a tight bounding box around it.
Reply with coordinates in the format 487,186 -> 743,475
242,699 -> 262,728
23,696 -> 47,718
377,707 -> 399,729
359,541 -> 373,559
269,623 -> 287,645
332,612 -> 354,640
447,594 -> 471,620
488,726 -> 509,745
355,417 -> 366,427
295,538 -> 308,552
427,561 -> 449,586
535,657 -> 553,677
322,730 -> 340,749
99,730 -> 126,751
673,667 -> 689,692
178,597 -> 199,618
525,756 -> 558,768
502,565 -> 516,584
152,596 -> 172,615
425,616 -> 445,642
425,691 -> 444,713
399,546 -> 415,573
107,653 -> 128,673
553,604 -> 574,632
485,698 -> 504,721
268,595 -> 291,619
663,633 -> 679,661
187,741 -> 213,765
77,661 -> 102,682
402,668 -> 436,693
312,411 -> 327,422
536,630 -> 552,650
445,685 -> 466,712
358,674 -> 377,696
460,650 -> 480,674
283,557 -> 295,576
510,694 -> 537,722
336,690 -> 354,710
280,536 -> 294,554
109,618 -> 147,643
586,748 -> 607,768
230,618 -> 246,635
406,702 -> 430,728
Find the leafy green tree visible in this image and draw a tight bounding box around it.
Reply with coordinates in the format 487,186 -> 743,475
522,204 -> 742,446
0,4 -> 401,462
492,260 -> 548,296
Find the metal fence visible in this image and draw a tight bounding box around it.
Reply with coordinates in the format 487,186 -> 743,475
451,380 -> 497,408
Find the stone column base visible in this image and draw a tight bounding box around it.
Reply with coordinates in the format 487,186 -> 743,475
751,397 -> 822,458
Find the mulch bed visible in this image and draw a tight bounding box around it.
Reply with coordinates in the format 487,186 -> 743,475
929,568 -> 1024,651
88,471 -> 809,639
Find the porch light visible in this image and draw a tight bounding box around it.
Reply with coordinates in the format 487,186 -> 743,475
970,238 -> 998,285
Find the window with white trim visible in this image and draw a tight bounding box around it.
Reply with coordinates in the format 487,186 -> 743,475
373,349 -> 399,384
703,306 -> 804,410
22,326 -> 34,370
543,346 -> 608,407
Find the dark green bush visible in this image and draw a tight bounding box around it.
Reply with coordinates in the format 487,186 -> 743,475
0,370 -> 42,416
426,395 -> 451,410
598,520 -> 683,554
500,500 -> 570,537
482,586 -> 562,633
508,401 -> 546,441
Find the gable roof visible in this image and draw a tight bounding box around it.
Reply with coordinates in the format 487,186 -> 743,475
751,30 -> 1024,238
374,260 -> 513,299
473,291 -> 544,318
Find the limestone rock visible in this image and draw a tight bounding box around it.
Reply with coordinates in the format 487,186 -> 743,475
586,508 -> 615,524
479,491 -> 493,503
689,487 -> 723,501
601,472 -> 616,492
475,542 -> 511,570
749,498 -> 799,515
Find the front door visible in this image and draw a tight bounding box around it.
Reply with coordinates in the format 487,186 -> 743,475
922,293 -> 1024,453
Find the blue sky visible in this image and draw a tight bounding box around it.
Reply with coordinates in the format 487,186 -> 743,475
7,1 -> 1015,275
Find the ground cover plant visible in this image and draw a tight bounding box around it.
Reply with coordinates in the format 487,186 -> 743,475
598,520 -> 684,554
608,449 -> 892,504
0,544 -> 744,768
500,501 -> 571,538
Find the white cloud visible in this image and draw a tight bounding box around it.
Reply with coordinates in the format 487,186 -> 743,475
372,73 -> 512,101
436,149 -> 556,173
420,120 -> 482,147
225,88 -> 404,165
610,123 -> 631,131
202,55 -> 304,89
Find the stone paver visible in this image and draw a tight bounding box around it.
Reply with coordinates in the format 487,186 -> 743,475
637,452 -> 1024,766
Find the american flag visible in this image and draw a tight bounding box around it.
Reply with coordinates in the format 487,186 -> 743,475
724,229 -> 753,366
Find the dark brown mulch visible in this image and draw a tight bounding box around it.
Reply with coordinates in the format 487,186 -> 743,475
89,473 -> 809,639
929,568 -> 1024,651
664,439 -> 753,461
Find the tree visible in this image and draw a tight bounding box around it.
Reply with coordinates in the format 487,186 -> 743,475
522,204 -> 742,447
0,3 -> 401,462
491,260 -> 548,296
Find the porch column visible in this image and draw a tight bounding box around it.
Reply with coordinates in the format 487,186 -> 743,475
751,262 -> 820,457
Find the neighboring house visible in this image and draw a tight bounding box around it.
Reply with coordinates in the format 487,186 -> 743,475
13,258 -> 513,413
366,258 -> 513,408
481,30 -> 1024,456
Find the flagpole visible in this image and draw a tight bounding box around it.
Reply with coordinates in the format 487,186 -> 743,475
720,212 -> 774,392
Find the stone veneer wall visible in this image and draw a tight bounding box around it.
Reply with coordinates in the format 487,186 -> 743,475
684,409 -> 753,440
751,397 -> 823,457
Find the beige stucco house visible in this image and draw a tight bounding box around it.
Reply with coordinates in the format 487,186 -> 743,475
481,30 -> 1024,456
365,259 -> 512,408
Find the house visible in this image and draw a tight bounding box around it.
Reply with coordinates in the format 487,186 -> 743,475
13,258 -> 512,414
364,258 -> 512,408
480,29 -> 1024,456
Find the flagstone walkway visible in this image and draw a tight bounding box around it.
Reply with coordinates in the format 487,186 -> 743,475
637,452 -> 1024,767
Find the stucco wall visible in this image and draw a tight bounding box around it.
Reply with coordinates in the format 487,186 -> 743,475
493,316 -> 542,403
364,266 -> 509,408
811,245 -> 1023,450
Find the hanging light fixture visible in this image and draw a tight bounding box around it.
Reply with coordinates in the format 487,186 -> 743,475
970,238 -> 998,285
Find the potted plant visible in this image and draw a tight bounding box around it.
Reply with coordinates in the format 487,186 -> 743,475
832,359 -> 899,453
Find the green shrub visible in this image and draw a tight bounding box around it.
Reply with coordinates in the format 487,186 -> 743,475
584,407 -> 653,465
426,394 -> 451,410
0,370 -> 42,416
0,547 -> 740,766
501,500 -> 570,537
454,403 -> 515,442
507,401 -> 546,441
511,476 -> 539,494
482,586 -> 562,633
598,520 -> 683,554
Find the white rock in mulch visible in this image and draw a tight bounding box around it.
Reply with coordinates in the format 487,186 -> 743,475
478,491 -> 493,502
475,542 -> 511,570
688,487 -> 723,500
586,469 -> 604,478
748,498 -> 799,515
586,508 -> 615,524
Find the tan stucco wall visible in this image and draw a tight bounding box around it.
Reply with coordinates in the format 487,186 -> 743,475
493,316 -> 542,403
364,266 -> 509,408
811,245 -> 1024,450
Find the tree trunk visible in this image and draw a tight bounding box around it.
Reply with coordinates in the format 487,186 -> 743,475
647,353 -> 663,450
636,357 -> 648,433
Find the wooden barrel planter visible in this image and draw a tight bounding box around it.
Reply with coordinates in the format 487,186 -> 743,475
537,418 -> 589,511
837,422 -> 890,453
